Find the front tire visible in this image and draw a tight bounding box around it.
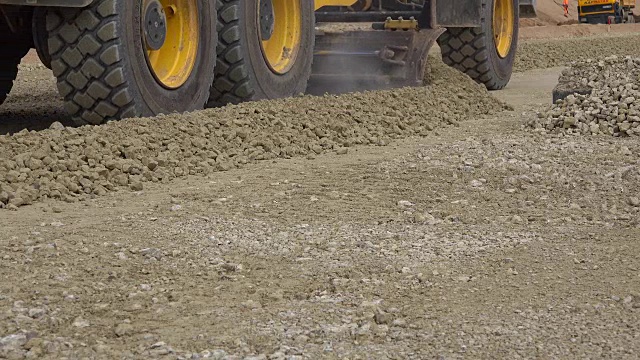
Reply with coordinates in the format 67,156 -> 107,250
209,0 -> 315,106
437,0 -> 518,90
46,0 -> 217,125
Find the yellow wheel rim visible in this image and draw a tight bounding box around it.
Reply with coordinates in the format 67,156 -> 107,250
259,0 -> 302,75
144,0 -> 199,89
492,0 -> 514,59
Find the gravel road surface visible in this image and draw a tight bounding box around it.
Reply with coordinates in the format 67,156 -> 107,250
0,29 -> 639,360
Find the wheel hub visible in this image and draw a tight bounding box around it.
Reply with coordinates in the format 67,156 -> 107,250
144,0 -> 167,51
259,0 -> 275,41
259,0 -> 302,74
492,0 -> 514,59
142,0 -> 199,89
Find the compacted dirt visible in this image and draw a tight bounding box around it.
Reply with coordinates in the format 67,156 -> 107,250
1,28 -> 640,359
520,0 -> 579,26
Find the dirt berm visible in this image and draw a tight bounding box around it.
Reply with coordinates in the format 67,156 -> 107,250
515,34 -> 640,71
4,31 -> 640,209
0,58 -> 504,209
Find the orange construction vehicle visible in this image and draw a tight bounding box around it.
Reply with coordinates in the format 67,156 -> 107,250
578,0 -> 636,23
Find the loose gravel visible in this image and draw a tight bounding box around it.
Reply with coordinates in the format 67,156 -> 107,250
2,112 -> 639,359
515,34 -> 640,71
528,55 -> 640,136
0,57 -> 504,209
2,31 -> 640,360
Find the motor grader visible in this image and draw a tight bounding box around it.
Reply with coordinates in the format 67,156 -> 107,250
0,0 -> 537,126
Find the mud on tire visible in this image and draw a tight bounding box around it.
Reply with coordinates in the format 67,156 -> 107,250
46,0 -> 217,125
209,0 -> 315,106
437,0 -> 519,90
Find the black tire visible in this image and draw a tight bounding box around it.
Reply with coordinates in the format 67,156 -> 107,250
437,0 -> 519,90
46,0 -> 217,125
0,51 -> 24,107
209,0 -> 315,106
0,17 -> 31,106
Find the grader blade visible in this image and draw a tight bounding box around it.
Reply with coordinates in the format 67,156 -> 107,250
307,26 -> 445,96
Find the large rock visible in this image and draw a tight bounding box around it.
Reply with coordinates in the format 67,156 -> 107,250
552,81 -> 592,103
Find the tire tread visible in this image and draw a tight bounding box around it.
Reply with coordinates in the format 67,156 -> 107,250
208,0 -> 254,107
437,0 -> 516,91
47,0 -> 137,125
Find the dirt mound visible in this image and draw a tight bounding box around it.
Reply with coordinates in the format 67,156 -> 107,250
0,56 -> 505,210
558,19 -> 580,25
527,55 -> 640,136
521,0 -> 579,26
519,23 -> 640,41
515,33 -> 640,71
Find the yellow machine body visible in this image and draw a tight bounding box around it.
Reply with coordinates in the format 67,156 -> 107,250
578,0 -> 618,17
578,0 -> 636,23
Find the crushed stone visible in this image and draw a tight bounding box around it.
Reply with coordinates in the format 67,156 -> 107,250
527,55 -> 640,136
0,57 -> 505,209
515,34 -> 640,71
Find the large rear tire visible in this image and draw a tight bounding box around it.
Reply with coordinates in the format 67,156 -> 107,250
209,0 -> 315,106
437,0 -> 518,90
46,0 -> 217,125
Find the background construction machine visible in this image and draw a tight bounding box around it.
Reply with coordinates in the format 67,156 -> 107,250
0,0 -> 537,125
578,0 -> 636,23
